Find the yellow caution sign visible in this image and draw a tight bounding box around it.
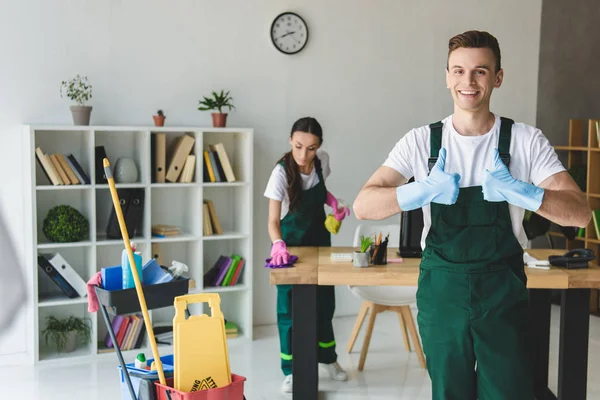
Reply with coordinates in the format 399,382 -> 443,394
173,293 -> 232,392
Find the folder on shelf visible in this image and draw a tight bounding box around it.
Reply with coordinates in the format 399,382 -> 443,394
95,146 -> 109,184
37,255 -> 79,298
43,252 -> 87,297
106,188 -> 145,239
152,133 -> 166,183
166,134 -> 195,182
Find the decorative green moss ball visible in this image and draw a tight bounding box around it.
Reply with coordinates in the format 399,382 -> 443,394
43,205 -> 89,242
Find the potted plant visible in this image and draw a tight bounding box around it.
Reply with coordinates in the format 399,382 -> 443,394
153,109 -> 166,127
197,90 -> 235,128
60,74 -> 93,126
42,316 -> 91,353
43,204 -> 89,243
354,234 -> 373,268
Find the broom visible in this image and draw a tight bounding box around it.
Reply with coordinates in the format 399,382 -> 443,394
104,158 -> 166,386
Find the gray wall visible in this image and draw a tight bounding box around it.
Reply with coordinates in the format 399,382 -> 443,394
536,0 -> 600,146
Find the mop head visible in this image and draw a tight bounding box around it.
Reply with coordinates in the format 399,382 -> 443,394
324,214 -> 341,234
265,255 -> 298,269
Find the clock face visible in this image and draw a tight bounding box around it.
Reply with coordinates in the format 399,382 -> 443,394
270,12 -> 308,55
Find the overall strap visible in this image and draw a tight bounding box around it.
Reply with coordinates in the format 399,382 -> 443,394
499,117 -> 514,167
314,156 -> 324,183
428,121 -> 443,173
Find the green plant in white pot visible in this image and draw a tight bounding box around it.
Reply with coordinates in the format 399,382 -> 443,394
60,74 -> 93,125
42,315 -> 91,353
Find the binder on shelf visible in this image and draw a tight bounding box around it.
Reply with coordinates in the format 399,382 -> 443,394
106,188 -> 145,239
152,133 -> 166,183
43,253 -> 87,297
37,255 -> 79,298
95,146 -> 109,184
166,134 -> 195,182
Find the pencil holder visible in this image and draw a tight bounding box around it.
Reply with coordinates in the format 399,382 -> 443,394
372,243 -> 388,265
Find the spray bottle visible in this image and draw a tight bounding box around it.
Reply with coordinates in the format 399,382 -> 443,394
122,241 -> 143,289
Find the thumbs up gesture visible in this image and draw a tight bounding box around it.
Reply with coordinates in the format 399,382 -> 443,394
482,148 -> 544,211
395,148 -> 461,211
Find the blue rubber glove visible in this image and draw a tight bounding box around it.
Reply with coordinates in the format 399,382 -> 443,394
482,148 -> 544,211
395,148 -> 460,211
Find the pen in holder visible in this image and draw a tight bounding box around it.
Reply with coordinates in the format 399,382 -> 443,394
371,241 -> 388,265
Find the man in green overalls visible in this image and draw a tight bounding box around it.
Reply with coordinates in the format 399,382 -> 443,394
264,117 -> 350,393
353,30 -> 590,399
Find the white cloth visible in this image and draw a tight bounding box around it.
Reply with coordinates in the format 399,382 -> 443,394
383,113 -> 566,250
0,213 -> 26,334
264,149 -> 331,219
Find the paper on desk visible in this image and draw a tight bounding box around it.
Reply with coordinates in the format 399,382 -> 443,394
523,252 -> 550,269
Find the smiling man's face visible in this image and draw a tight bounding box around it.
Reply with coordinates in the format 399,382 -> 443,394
446,47 -> 503,113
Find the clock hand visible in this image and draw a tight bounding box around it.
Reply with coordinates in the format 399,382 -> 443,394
279,31 -> 296,39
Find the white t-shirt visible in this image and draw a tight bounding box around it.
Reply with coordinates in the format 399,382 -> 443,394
264,149 -> 331,219
383,113 -> 566,250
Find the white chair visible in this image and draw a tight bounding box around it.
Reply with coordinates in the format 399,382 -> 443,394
347,223 -> 426,370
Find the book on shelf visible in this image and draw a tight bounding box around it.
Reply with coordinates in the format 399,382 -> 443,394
152,224 -> 181,237
35,146 -> 90,185
203,142 -> 236,183
101,313 -> 145,351
225,320 -> 239,338
177,155 -> 196,183
592,209 -> 600,240
202,199 -> 222,236
203,254 -> 245,287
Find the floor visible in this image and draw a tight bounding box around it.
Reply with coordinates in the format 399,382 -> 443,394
1,305 -> 600,399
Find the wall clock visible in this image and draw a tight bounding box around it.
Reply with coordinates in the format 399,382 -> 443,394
270,12 -> 308,55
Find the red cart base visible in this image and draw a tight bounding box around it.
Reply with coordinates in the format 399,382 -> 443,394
155,374 -> 246,400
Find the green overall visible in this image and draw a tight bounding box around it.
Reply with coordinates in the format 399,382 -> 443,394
276,157 -> 337,376
416,118 -> 534,400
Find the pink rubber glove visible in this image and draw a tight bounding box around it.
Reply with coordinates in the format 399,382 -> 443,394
271,240 -> 290,265
325,191 -> 350,221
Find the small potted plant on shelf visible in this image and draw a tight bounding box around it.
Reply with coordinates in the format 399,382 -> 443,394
60,74 -> 93,126
42,315 -> 91,353
43,204 -> 89,243
153,109 -> 166,127
354,234 -> 373,268
197,90 -> 235,128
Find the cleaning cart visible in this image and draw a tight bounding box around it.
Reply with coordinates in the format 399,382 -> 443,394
100,158 -> 246,400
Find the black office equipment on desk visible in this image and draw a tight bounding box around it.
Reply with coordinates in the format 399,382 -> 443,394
549,248 -> 595,269
398,179 -> 425,258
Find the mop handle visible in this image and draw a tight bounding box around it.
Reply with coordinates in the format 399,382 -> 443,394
104,158 -> 166,386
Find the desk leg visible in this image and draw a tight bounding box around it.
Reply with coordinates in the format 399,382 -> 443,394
530,289 -> 554,400
293,284 -> 318,400
557,289 -> 590,400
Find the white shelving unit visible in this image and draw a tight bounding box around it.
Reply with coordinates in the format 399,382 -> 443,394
22,125 -> 253,364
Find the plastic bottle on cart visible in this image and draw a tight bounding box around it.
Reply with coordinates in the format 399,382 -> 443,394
122,241 -> 143,289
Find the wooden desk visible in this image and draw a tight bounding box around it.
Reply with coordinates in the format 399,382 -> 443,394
270,246 -> 596,400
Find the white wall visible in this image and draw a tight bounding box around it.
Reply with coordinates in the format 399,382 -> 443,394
0,0 -> 542,352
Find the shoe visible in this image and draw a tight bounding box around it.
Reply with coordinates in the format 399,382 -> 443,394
281,374 -> 293,393
321,361 -> 348,381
